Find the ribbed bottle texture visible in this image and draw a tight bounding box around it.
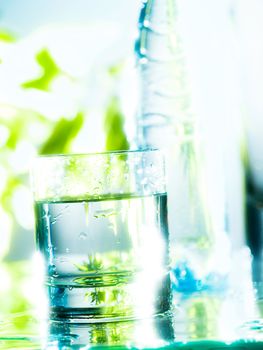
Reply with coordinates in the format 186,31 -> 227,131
135,0 -> 245,292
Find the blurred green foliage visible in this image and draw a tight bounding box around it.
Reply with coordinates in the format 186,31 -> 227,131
39,112 -> 84,155
0,31 -> 130,262
104,97 -> 129,151
0,27 -> 132,339
0,262 -> 39,333
0,29 -> 16,42
21,49 -> 61,91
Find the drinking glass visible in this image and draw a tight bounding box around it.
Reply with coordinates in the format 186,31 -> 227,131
31,150 -> 173,347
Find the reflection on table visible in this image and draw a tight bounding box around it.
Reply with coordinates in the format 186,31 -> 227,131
1,251 -> 263,349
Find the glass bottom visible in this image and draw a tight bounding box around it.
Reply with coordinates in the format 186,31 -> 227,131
1,312 -> 263,349
3,260 -> 263,348
47,312 -> 174,349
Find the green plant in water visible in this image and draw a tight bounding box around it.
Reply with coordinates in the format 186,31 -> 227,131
75,254 -> 103,273
165,0 -> 214,249
88,289 -> 106,306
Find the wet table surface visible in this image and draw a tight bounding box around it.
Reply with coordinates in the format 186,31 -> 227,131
1,259 -> 263,349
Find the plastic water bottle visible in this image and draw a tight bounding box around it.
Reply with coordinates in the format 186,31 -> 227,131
135,0 -> 246,293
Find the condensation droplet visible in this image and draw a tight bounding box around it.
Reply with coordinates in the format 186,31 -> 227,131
78,232 -> 88,240
93,187 -> 100,194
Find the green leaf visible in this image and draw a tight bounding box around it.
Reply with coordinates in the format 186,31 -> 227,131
21,48 -> 60,91
104,97 -> 129,151
39,112 -> 84,155
2,109 -> 47,149
6,118 -> 25,149
75,254 -> 103,273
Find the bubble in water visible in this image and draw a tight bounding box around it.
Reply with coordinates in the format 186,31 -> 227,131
57,257 -> 67,263
78,232 -> 88,240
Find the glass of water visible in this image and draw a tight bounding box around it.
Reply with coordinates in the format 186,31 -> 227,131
31,150 -> 173,347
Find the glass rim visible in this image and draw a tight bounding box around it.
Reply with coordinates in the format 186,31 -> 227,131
31,148 -> 166,201
33,148 -> 161,160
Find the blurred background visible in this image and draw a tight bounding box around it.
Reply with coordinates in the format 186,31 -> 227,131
1,0 -> 263,344
0,0 -> 141,338
0,0 -> 142,262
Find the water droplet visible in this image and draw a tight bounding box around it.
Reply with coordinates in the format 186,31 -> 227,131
68,286 -> 73,291
65,248 -> 70,253
48,265 -> 58,277
78,232 -> 88,240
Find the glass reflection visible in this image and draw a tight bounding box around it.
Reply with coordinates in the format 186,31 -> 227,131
46,313 -> 175,349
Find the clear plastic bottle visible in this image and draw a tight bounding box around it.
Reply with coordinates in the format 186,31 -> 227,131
135,0 -> 245,293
